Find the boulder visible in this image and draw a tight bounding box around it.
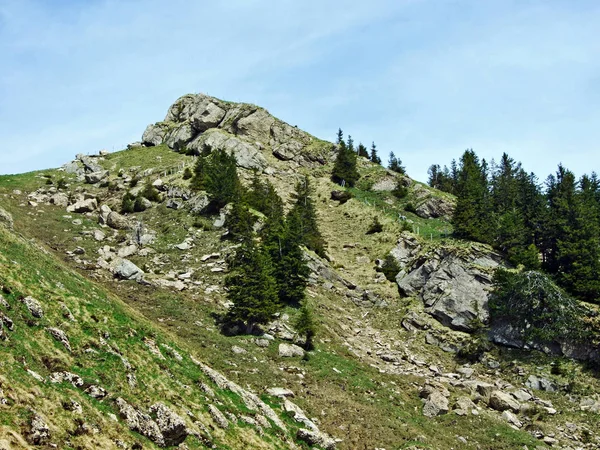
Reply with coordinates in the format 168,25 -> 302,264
67,198 -> 98,213
115,397 -> 164,446
453,396 -> 477,416
85,385 -> 107,399
22,296 -> 43,318
502,410 -> 522,428
84,170 -> 109,184
62,161 -> 84,175
112,258 -> 144,281
267,387 -> 295,398
49,192 -> 69,207
77,154 -> 103,173
421,389 -> 449,418
488,390 -> 521,413
297,428 -> 337,450
27,413 -> 50,445
278,343 -> 305,358
50,371 -> 84,387
106,211 -> 131,230
525,375 -> 557,392
186,193 -> 210,214
46,328 -> 71,352
0,207 -> 13,229
149,403 -> 188,447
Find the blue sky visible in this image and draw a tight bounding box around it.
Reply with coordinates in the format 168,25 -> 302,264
1,0 -> 599,183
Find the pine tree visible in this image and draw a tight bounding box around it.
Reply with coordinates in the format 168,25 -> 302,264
369,142 -> 381,165
289,176 -> 326,258
225,239 -> 280,334
388,152 -> 406,174
336,128 -> 344,145
357,142 -> 369,158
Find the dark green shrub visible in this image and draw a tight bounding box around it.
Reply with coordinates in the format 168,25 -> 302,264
366,216 -> 383,234
404,202 -> 417,214
379,254 -> 401,282
133,196 -> 148,212
392,182 -> 408,199
141,182 -> 160,202
121,192 -> 135,213
183,167 -> 193,180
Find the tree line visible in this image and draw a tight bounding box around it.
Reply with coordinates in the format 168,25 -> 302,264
428,150 -> 600,304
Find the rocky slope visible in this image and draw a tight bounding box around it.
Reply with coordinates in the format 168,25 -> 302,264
0,93 -> 599,449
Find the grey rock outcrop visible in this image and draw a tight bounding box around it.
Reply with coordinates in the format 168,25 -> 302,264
392,236 -> 504,332
22,296 -> 44,318
488,390 -> 521,413
0,207 -> 13,229
116,397 -> 164,446
27,413 -> 50,445
279,343 -> 305,358
149,403 -> 188,447
140,93 -> 333,167
46,327 -> 72,352
188,129 -> 267,171
297,428 -> 337,450
208,404 -> 229,429
411,184 -> 456,220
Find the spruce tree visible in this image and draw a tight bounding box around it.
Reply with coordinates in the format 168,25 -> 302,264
388,152 -> 406,174
289,176 -> 326,258
203,149 -> 242,210
225,239 -> 280,334
294,303 -> 317,350
357,142 -> 369,158
332,137 -> 359,187
369,142 -> 381,165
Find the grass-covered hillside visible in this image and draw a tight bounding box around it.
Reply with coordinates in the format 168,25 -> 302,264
0,93 -> 599,449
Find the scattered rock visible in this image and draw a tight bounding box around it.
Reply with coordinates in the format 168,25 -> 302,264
488,390 -> 521,413
208,404 -> 229,429
278,343 -> 305,358
421,389 -> 449,418
50,371 -> 83,387
22,296 -> 43,318
149,403 -> 188,447
297,428 -> 337,450
112,258 -> 144,281
93,229 -> 106,242
115,397 -> 164,446
106,211 -> 131,230
526,375 -> 557,392
85,385 -> 107,399
67,198 -> 98,213
85,170 -> 109,184
267,387 -> 295,398
502,410 -> 522,428
27,412 -> 50,445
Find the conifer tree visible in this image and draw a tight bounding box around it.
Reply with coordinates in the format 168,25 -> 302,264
336,128 -> 344,145
369,142 -> 381,165
388,152 -> 406,174
289,176 -> 326,258
203,149 -> 242,210
332,135 -> 360,187
294,303 -> 317,350
225,238 -> 280,334
267,210 -> 310,305
357,142 -> 369,158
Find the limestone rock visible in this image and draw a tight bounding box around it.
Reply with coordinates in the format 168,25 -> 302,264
22,296 -> 43,318
421,390 -> 449,417
27,413 -> 50,445
149,403 -> 188,447
50,371 -> 83,387
85,385 -> 107,399
49,192 -> 69,207
112,258 -> 144,281
502,410 -> 523,428
297,428 -> 337,450
85,170 -> 109,184
67,198 -> 98,213
267,387 -> 295,398
278,343 -> 305,358
526,375 -> 557,392
394,239 -> 503,332
415,195 -> 455,220
164,123 -> 194,151
188,129 -> 267,171
142,122 -> 170,146
106,211 -> 131,230
488,390 -> 521,413
208,404 -> 229,429
115,397 -> 164,446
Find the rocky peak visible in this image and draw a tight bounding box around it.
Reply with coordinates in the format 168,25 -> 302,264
142,93 -> 334,169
